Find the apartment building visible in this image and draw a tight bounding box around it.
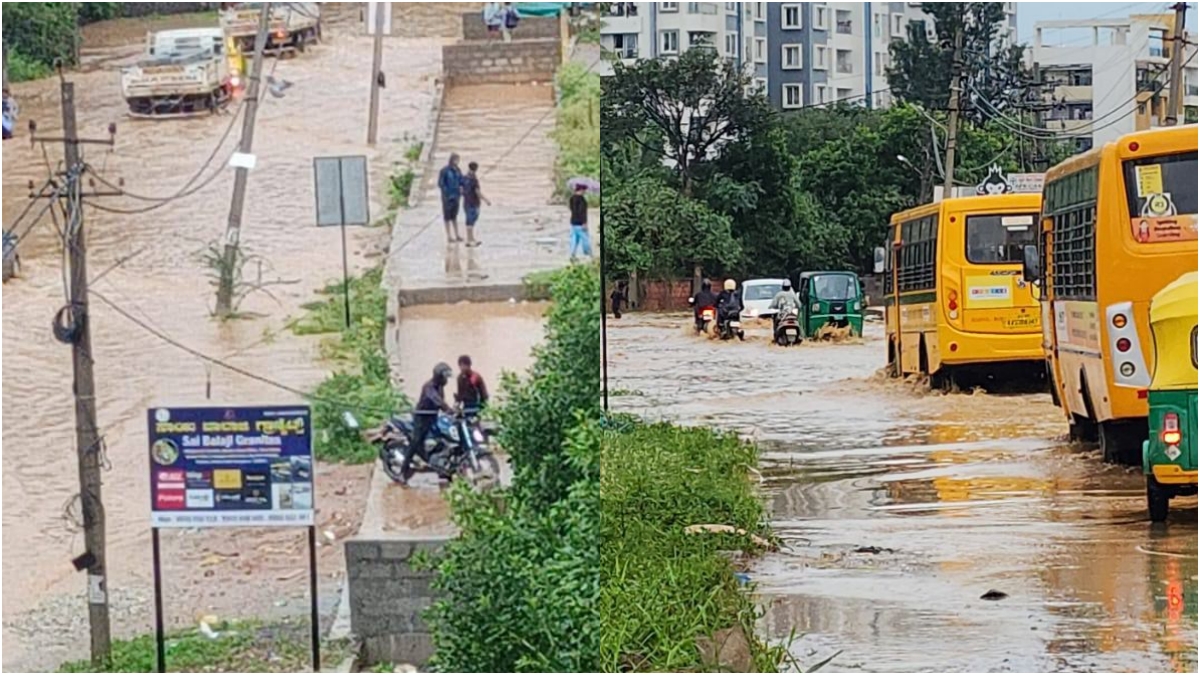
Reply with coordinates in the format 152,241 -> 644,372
1032,13 -> 1199,150
600,2 -> 767,82
601,3 -> 1017,111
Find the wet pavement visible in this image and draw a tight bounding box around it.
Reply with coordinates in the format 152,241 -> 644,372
385,83 -> 578,294
2,12 -> 444,671
607,314 -> 1198,673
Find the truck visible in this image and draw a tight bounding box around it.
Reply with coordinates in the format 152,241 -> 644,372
219,3 -> 321,55
120,28 -> 234,118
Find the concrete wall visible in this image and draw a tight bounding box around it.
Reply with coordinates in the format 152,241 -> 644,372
461,12 -> 561,41
346,536 -> 450,666
442,39 -> 561,86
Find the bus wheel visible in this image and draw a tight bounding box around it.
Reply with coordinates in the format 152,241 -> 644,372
1099,421 -> 1141,465
930,367 -> 954,393
1068,414 -> 1097,444
1147,475 -> 1170,523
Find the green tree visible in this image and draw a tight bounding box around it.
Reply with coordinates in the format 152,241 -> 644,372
887,3 -> 1032,124
2,3 -> 78,78
601,47 -> 772,195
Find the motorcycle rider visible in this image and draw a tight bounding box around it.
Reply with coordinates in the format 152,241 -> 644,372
716,279 -> 745,339
769,279 -> 801,333
401,363 -> 456,487
690,278 -> 719,332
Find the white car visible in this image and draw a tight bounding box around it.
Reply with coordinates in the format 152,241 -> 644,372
741,278 -> 786,320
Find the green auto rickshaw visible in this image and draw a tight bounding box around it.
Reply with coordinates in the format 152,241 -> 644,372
797,271 -> 865,339
1143,271 -> 1197,523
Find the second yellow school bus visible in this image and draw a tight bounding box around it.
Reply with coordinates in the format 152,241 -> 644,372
1030,124 -> 1197,465
882,193 -> 1045,390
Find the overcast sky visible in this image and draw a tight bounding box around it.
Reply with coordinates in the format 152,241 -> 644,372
1015,1 -> 1198,43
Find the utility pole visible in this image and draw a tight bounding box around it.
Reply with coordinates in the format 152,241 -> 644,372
1164,2 -> 1188,127
366,2 -> 386,145
942,23 -> 965,197
61,80 -> 111,667
215,3 -> 272,316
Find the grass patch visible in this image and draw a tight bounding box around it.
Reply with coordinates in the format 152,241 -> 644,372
601,422 -> 788,672
553,61 -> 600,205
292,264 -> 407,464
404,141 -> 424,163
58,620 -> 352,673
521,269 -> 558,299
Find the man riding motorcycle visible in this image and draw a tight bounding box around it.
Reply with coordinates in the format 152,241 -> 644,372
768,279 -> 801,333
401,363 -> 456,487
690,278 -> 719,332
716,279 -> 745,340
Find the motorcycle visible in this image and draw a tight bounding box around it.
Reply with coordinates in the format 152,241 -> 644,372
696,306 -> 716,334
773,307 -> 802,346
345,408 -> 500,490
717,309 -> 745,341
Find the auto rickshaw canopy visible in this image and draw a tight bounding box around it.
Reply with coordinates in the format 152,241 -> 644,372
1149,271 -> 1198,391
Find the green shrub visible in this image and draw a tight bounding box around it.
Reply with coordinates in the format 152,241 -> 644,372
424,263 -> 601,672
296,265 -> 407,463
5,48 -> 53,82
388,166 -> 416,210
601,423 -> 784,672
553,62 -> 601,204
3,3 -> 79,75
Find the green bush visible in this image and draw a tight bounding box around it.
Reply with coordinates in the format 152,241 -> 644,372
5,48 -> 53,82
295,265 -> 407,463
424,263 -> 601,672
601,423 -> 784,672
2,3 -> 79,76
553,62 -> 600,204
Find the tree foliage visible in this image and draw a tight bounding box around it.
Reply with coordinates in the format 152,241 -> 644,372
425,264 -> 600,673
887,2 -> 1032,123
3,3 -> 78,77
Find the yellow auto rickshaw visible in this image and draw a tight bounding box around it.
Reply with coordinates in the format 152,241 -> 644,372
1143,271 -> 1198,522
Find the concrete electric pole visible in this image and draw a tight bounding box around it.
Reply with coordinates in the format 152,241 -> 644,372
1164,2 -> 1188,127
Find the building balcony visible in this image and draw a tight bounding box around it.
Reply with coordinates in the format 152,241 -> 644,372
1043,118 -> 1093,133
1055,85 -> 1093,102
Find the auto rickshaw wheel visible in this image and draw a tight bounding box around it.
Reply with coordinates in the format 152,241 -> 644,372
1146,475 -> 1171,523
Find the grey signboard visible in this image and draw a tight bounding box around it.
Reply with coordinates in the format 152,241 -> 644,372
314,156 -> 370,227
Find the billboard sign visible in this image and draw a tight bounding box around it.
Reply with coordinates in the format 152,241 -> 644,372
148,406 -> 314,528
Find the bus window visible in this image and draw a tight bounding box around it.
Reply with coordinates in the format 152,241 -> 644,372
1122,152 -> 1198,219
965,213 -> 1038,264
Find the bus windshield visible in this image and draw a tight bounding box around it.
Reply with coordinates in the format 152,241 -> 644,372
1123,151 -> 1198,218
965,213 -> 1038,264
811,275 -> 858,301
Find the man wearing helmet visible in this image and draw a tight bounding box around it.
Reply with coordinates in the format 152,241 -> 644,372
769,279 -> 801,334
689,278 -> 719,332
716,278 -> 743,320
402,362 -> 456,486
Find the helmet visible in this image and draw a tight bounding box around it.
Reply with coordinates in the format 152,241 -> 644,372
433,362 -> 453,383
701,278 -> 712,291
724,279 -> 736,291
782,279 -> 792,290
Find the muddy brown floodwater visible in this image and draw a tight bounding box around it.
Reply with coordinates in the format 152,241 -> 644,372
608,314 -> 1198,673
2,10 -> 445,672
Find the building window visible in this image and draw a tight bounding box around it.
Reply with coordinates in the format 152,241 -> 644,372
837,87 -> 852,101
607,3 -> 639,17
754,2 -> 765,21
605,33 -> 639,59
891,13 -> 904,37
783,84 -> 803,109
782,44 -> 803,69
725,33 -> 737,56
813,45 -> 829,70
814,5 -> 829,30
755,37 -> 766,63
816,84 -> 828,104
687,2 -> 719,14
753,77 -> 768,95
873,13 -> 884,37
781,3 -> 802,29
726,2 -> 737,13
661,2 -> 679,12
874,51 -> 886,75
836,9 -> 852,34
660,30 -> 679,54
836,48 -> 853,74
689,31 -> 715,48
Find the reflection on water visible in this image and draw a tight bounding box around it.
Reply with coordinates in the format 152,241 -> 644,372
608,312 -> 1198,673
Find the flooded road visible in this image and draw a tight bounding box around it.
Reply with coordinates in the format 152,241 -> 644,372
607,314 -> 1197,673
2,10 -> 447,671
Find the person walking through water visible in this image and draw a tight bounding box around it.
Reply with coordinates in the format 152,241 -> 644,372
461,161 -> 490,248
610,281 -> 627,319
569,183 -> 593,260
438,153 -> 464,243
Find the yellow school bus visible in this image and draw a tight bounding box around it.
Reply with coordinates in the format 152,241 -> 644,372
880,194 -> 1045,390
1026,125 -> 1197,465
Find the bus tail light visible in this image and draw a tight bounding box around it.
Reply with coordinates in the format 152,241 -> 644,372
1105,302 -> 1150,388
1162,413 -> 1181,446
947,290 -> 959,320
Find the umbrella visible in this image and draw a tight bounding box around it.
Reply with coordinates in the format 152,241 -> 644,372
567,176 -> 600,193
